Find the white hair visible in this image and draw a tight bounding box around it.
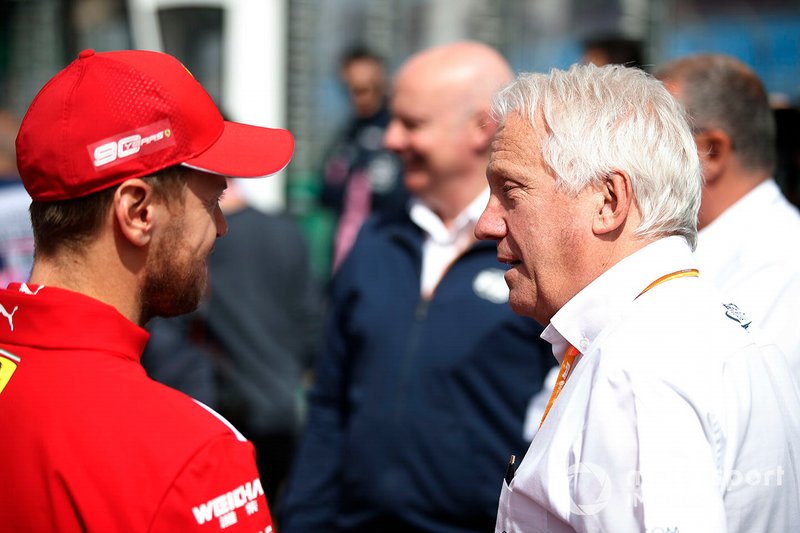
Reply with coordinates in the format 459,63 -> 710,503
493,63 -> 702,250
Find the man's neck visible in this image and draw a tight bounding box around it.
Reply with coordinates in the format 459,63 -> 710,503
699,171 -> 769,229
29,248 -> 142,325
425,178 -> 488,229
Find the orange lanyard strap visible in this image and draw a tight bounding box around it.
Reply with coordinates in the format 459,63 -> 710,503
537,268 -> 699,430
635,269 -> 699,300
538,344 -> 580,431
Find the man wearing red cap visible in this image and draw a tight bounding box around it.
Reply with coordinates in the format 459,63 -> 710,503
0,49 -> 293,532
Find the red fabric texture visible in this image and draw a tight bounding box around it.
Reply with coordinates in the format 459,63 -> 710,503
0,283 -> 273,532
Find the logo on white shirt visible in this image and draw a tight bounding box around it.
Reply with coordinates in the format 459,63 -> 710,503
567,462 -> 612,516
473,268 -> 509,304
723,302 -> 752,330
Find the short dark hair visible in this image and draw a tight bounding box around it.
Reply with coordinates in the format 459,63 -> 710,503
583,35 -> 645,69
30,165 -> 190,258
340,45 -> 385,69
655,54 -> 776,174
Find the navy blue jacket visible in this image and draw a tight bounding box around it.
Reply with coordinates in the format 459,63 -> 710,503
280,209 -> 554,533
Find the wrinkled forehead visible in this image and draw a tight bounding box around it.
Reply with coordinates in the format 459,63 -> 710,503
492,111 -> 544,153
488,112 -> 547,176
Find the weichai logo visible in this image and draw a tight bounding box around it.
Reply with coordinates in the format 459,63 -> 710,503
191,478 -> 264,528
88,119 -> 176,169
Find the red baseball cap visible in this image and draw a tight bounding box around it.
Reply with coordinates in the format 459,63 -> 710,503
16,49 -> 294,201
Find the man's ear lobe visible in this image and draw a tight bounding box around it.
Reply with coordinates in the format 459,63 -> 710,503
592,171 -> 633,236
114,179 -> 155,247
472,109 -> 497,151
694,128 -> 731,184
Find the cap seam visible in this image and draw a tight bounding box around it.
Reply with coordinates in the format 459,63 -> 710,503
62,57 -> 89,197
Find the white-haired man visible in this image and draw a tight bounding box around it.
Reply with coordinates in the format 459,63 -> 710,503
476,64 -> 800,532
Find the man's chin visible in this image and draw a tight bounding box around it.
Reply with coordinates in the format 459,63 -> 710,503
403,171 -> 430,194
141,271 -> 207,322
507,296 -> 527,317
507,291 -> 539,321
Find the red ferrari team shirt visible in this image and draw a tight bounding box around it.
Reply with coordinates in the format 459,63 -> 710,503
0,283 -> 274,532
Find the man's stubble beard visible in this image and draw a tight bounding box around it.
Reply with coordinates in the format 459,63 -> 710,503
140,217 -> 209,324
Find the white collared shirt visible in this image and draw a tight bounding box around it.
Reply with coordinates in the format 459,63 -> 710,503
496,236 -> 800,533
409,188 -> 489,297
695,179 -> 800,378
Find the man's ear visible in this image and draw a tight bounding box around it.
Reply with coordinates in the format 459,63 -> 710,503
114,179 -> 156,247
592,171 -> 633,236
470,109 -> 497,152
694,128 -> 732,185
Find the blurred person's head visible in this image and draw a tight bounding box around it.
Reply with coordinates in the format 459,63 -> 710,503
340,46 -> 387,119
475,64 -> 701,324
582,35 -> 644,69
16,49 -> 293,325
774,106 -> 800,208
0,110 -> 19,178
656,53 -> 775,228
384,41 -> 513,224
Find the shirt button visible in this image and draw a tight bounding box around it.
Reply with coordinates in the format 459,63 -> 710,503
579,338 -> 590,351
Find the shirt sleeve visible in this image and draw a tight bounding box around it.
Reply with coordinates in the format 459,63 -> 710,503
148,434 -> 274,533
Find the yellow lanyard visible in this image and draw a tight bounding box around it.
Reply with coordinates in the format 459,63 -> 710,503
537,268 -> 699,430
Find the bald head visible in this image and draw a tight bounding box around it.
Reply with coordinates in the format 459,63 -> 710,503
395,41 -> 513,116
384,42 -> 512,222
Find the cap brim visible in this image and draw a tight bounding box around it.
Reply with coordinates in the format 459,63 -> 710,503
182,121 -> 294,178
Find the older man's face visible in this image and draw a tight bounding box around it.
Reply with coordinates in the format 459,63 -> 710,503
475,113 -> 593,325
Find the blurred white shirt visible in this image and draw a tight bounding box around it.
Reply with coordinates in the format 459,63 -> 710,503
410,188 -> 489,297
694,178 -> 800,379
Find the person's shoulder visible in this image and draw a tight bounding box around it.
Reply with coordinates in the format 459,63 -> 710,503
139,379 -> 248,444
360,206 -> 413,236
602,279 -> 755,368
333,209 -> 416,282
736,193 -> 800,269
345,208 -> 417,260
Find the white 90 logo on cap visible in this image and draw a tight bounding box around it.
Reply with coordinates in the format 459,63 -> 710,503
93,135 -> 143,167
88,120 -> 175,170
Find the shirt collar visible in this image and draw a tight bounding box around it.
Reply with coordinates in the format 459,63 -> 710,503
700,179 -> 780,235
1,283 -> 150,361
542,235 -> 697,362
409,188 -> 489,244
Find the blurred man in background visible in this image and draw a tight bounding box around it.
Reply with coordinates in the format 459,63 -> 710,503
0,110 -> 33,287
657,53 -> 800,378
320,46 -> 408,271
581,33 -> 645,69
280,41 -> 554,533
